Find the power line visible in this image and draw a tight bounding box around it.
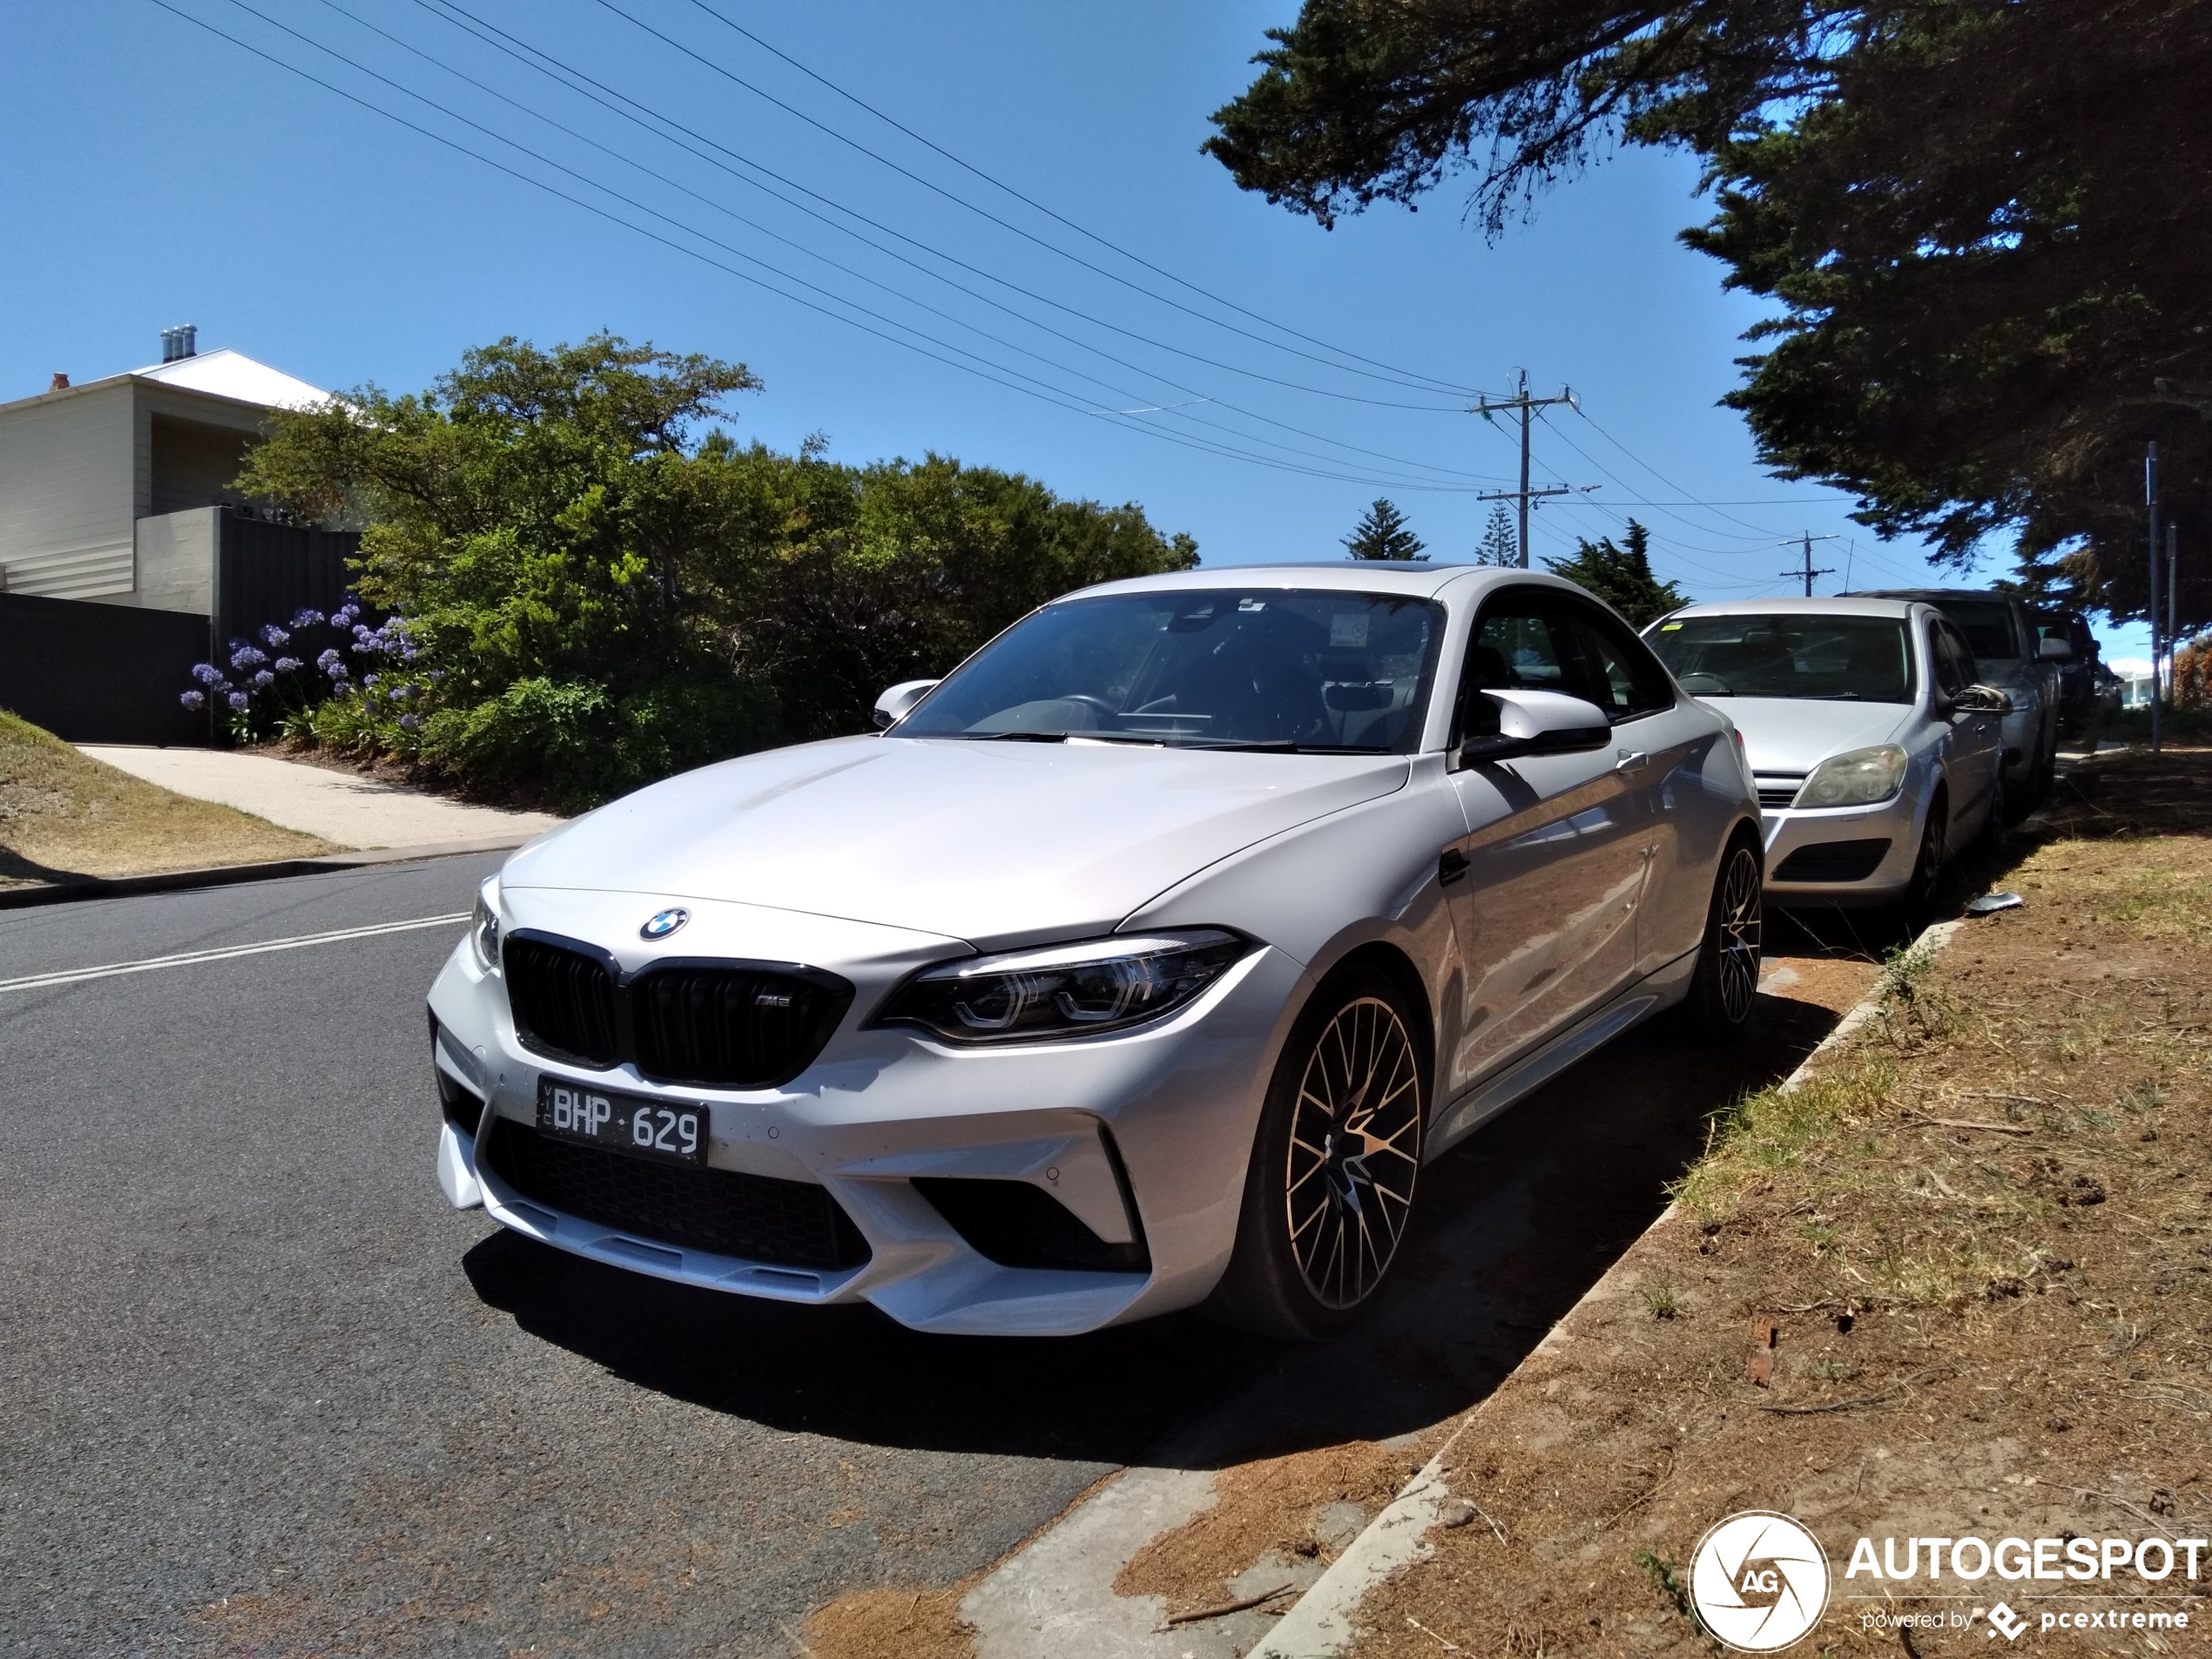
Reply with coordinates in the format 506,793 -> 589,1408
673,0 -> 1480,400
314,0 -> 1511,489
180,0 -> 1497,494
597,0 -> 1484,401
415,0 -> 1477,416
1780,532 -> 1840,596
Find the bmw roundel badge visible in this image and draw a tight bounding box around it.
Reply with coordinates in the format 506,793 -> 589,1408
640,907 -> 691,941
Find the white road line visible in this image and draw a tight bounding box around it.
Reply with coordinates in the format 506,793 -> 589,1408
0,913 -> 471,994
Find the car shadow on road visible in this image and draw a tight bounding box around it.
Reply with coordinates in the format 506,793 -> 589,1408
463,984 -> 1851,1469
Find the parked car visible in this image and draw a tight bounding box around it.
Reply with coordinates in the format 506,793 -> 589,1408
1849,588 -> 2067,804
428,567 -> 1762,1339
1644,597 -> 2007,915
2036,610 -> 2100,736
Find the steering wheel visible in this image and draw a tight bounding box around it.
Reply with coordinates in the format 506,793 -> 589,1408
1061,693 -> 1122,725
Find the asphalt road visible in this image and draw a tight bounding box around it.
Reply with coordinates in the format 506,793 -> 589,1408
0,858 -> 1858,1657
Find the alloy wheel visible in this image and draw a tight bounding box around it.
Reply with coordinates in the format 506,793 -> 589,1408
1716,846 -> 1764,1023
1285,996 -> 1421,1310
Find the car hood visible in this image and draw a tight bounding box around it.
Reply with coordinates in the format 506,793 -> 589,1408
1708,698 -> 1913,775
501,734 -> 1411,946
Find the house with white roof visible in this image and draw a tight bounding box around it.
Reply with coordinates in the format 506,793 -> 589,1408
0,326 -> 337,611
0,328 -> 361,744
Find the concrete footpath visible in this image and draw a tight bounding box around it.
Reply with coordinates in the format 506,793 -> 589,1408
78,745 -> 563,852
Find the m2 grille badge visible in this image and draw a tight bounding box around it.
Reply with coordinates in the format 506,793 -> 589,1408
640,907 -> 691,941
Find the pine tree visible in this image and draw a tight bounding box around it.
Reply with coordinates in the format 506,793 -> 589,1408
1543,521 -> 1686,627
1343,498 -> 1427,561
1475,502 -> 1519,566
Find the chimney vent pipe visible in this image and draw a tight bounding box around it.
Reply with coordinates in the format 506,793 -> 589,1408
49,373 -> 70,392
161,324 -> 198,362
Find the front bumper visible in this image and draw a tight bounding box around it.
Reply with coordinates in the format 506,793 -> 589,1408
1758,791 -> 1924,907
427,891 -> 1302,1336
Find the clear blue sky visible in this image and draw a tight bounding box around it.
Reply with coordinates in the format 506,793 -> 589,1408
0,0 -> 2146,657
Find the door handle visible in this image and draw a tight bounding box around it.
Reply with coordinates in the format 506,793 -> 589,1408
1615,749 -> 1649,772
1438,848 -> 1470,887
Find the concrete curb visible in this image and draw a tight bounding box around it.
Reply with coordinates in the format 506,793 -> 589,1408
0,834 -> 533,911
1251,918 -> 1967,1658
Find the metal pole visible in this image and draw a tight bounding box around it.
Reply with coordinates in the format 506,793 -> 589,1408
2168,522 -> 2180,671
1517,372 -> 1532,569
2148,442 -> 2161,752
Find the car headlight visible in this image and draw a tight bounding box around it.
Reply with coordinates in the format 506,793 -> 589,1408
469,881 -> 502,974
876,930 -> 1248,1045
1794,745 -> 1908,808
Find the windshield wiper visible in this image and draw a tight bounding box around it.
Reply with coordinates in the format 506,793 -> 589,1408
1173,739 -> 1394,753
959,730 -> 1166,745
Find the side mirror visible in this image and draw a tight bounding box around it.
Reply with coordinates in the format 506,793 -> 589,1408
1458,689 -> 1612,764
2038,636 -> 2073,661
873,678 -> 941,730
1952,684 -> 2013,715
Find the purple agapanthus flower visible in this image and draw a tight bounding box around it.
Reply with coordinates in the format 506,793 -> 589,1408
230,644 -> 268,672
362,672 -> 380,688
316,647 -> 341,670
226,691 -> 250,711
399,713 -> 420,731
191,663 -> 225,686
252,670 -> 275,690
179,689 -> 206,711
259,624 -> 289,649
291,608 -> 325,630
388,685 -> 409,703
273,657 -> 301,674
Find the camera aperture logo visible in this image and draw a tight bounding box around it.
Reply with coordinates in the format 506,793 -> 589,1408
1691,1512 -> 1832,1651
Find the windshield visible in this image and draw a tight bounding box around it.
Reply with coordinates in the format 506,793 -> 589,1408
894,589 -> 1447,752
1931,598 -> 2021,661
1648,614 -> 1915,703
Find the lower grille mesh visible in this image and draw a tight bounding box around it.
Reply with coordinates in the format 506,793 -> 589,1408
484,1122 -> 870,1271
1773,838 -> 1892,883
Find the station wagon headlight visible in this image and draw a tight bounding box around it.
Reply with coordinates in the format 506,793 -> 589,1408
1794,745 -> 1908,808
877,930 -> 1248,1044
469,880 -> 502,974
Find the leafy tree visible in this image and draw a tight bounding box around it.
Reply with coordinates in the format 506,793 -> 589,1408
1204,0 -> 2211,633
1344,496 -> 1427,560
1544,520 -> 1686,626
238,334 -> 1197,806
1475,502 -> 1520,566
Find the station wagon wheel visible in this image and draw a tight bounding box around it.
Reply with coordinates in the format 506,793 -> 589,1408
1682,834 -> 1764,1042
1212,966 -> 1426,1339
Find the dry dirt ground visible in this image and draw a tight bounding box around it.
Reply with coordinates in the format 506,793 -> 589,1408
1352,745 -> 2212,1657
0,711 -> 327,890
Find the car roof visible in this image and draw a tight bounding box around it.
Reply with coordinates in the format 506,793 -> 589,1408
1848,587 -> 2021,605
1656,596 -> 1923,621
1069,562 -> 1579,603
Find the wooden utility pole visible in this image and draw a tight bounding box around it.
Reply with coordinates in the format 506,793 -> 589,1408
1474,371 -> 1579,567
1778,531 -> 1838,597
2148,442 -> 2162,752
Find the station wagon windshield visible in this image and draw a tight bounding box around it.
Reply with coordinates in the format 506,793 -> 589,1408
1649,615 -> 1915,704
895,589 -> 1447,752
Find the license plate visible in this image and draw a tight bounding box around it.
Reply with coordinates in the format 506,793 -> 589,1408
536,1077 -> 707,1167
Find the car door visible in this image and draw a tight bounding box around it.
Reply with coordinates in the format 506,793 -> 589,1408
1440,588 -> 1651,1096
1933,619 -> 2002,829
1548,597 -> 1723,978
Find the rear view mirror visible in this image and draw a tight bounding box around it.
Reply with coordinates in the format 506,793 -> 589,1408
1952,684 -> 2013,715
2038,636 -> 2073,661
873,678 -> 941,730
1459,689 -> 1613,764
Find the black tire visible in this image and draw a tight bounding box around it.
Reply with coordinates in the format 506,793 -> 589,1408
1212,966 -> 1426,1340
1900,797 -> 1947,934
1680,834 -> 1764,1042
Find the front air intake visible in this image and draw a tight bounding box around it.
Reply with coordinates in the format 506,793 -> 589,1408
503,935 -> 620,1067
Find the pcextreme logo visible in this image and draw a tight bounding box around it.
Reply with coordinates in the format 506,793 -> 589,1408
1690,1512 -> 1831,1651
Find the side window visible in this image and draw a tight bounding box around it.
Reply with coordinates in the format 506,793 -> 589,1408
1560,602 -> 1675,720
1943,624 -> 1982,690
1454,591 -> 1577,740
1926,624 -> 1964,697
